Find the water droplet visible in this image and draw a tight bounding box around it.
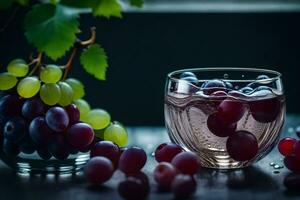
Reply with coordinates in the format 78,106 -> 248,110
273,170 -> 280,174
288,127 -> 294,133
234,85 -> 239,90
269,162 -> 275,166
223,73 -> 229,79
151,152 -> 155,157
273,164 -> 284,169
241,74 -> 245,78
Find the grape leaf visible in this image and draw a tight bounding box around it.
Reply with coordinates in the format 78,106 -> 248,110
80,44 -> 108,80
92,0 -> 122,18
130,0 -> 143,7
0,0 -> 12,9
24,4 -> 79,60
61,0 -> 122,18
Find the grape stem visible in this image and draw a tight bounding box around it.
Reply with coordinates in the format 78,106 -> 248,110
28,52 -> 43,76
62,27 -> 97,80
80,27 -> 97,46
62,46 -> 78,80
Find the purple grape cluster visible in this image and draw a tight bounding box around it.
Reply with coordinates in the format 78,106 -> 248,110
0,91 -> 97,160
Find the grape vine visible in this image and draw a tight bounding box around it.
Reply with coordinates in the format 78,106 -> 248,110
0,0 -> 144,80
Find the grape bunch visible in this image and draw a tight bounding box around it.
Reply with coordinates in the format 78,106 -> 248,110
154,143 -> 200,199
84,142 -> 149,200
0,58 -> 128,160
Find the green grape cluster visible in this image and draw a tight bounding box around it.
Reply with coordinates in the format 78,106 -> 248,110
0,58 -> 129,148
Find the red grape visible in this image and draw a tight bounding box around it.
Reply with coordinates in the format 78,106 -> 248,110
283,173 -> 300,190
226,131 -> 258,161
118,176 -> 149,200
126,171 -> 150,188
0,94 -> 23,117
284,156 -> 300,172
65,104 -> 80,125
90,141 -> 120,168
294,141 -> 300,160
155,143 -> 183,163
218,97 -> 246,124
84,156 -> 114,184
278,137 -> 297,156
67,123 -> 94,150
154,162 -> 178,188
171,152 -> 200,175
29,117 -> 54,145
4,117 -> 26,142
22,97 -> 45,120
45,107 -> 69,132
249,97 -> 281,123
171,174 -> 197,199
207,113 -> 236,137
48,134 -> 70,160
118,147 -> 147,174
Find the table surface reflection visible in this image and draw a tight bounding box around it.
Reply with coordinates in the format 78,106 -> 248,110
0,115 -> 299,200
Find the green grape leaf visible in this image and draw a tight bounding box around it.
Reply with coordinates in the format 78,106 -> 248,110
24,4 -> 79,60
80,44 -> 108,80
0,0 -> 12,9
130,0 -> 143,7
61,0 -> 122,18
92,0 -> 122,18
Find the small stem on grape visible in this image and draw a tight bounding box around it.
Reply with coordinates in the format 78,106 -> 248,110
80,27 -> 97,46
62,46 -> 78,80
28,52 -> 43,76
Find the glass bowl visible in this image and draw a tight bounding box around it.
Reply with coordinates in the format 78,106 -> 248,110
164,68 -> 285,169
0,149 -> 90,174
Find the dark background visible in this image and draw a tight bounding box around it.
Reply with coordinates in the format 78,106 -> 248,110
0,6 -> 300,126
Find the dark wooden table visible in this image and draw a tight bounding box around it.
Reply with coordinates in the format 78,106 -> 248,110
0,115 -> 300,200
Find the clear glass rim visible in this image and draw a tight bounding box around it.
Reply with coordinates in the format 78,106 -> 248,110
167,67 -> 282,83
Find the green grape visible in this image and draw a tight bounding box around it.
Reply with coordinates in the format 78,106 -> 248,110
65,78 -> 85,100
58,82 -> 74,106
17,77 -> 40,98
0,72 -> 18,90
74,99 -> 90,121
85,109 -> 111,130
7,59 -> 29,77
104,122 -> 128,147
40,65 -> 62,83
40,83 -> 61,105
